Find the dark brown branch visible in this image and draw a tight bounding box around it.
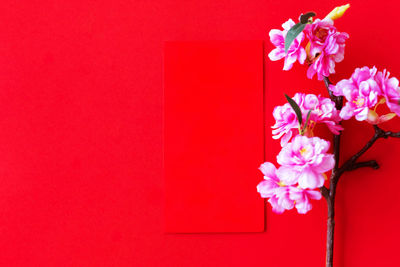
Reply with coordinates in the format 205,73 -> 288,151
320,185 -> 329,200
347,160 -> 379,171
323,76 -> 334,99
376,124 -> 400,138
323,76 -> 343,110
322,76 -> 342,267
332,135 -> 341,171
321,77 -> 400,267
338,125 -> 400,177
322,77 -> 343,173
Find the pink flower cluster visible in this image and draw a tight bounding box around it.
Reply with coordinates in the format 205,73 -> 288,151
261,6 -> 400,216
330,66 -> 400,123
268,18 -> 349,80
272,93 -> 342,146
257,135 -> 334,214
268,19 -> 307,71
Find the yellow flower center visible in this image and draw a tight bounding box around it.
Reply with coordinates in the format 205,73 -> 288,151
353,97 -> 365,107
300,147 -> 308,156
278,181 -> 286,187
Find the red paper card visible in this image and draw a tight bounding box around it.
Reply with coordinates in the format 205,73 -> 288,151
164,41 -> 265,233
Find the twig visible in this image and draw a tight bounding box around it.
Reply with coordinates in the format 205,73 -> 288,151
323,76 -> 343,110
338,125 -> 400,177
322,76 -> 342,267
347,160 -> 379,171
320,185 -> 329,200
322,76 -> 400,267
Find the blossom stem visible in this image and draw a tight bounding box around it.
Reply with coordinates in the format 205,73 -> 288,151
325,187 -> 336,267
323,76 -> 334,100
322,76 -> 342,267
320,185 -> 329,200
323,76 -> 343,110
347,160 -> 379,171
338,125 -> 400,176
322,76 -> 400,267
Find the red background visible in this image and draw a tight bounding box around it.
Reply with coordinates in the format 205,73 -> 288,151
0,0 -> 399,266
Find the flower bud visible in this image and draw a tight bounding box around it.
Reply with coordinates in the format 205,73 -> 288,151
325,4 -> 350,21
366,109 -> 396,124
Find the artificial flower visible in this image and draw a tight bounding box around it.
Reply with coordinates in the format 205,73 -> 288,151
272,93 -> 342,146
272,102 -> 299,146
305,18 -> 349,80
257,162 -> 280,198
276,135 -> 334,189
268,19 -> 307,70
256,161 -> 323,214
330,66 -> 381,121
290,187 -> 322,214
376,69 -> 400,116
257,162 -> 296,214
269,186 -> 295,214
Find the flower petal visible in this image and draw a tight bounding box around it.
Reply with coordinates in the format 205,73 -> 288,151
276,166 -> 299,186
298,169 -> 325,189
259,162 -> 277,178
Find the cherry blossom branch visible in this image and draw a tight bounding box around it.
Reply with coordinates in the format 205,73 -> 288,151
337,124 -> 400,178
347,160 -> 379,171
320,185 -> 329,200
323,76 -> 335,100
323,77 -> 343,110
322,76 -> 400,267
322,77 -> 400,179
374,124 -> 400,138
322,76 -> 342,267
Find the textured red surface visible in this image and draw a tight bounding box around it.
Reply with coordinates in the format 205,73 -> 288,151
164,41 -> 264,233
0,0 -> 400,266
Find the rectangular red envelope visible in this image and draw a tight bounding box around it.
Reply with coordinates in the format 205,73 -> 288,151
164,41 -> 265,233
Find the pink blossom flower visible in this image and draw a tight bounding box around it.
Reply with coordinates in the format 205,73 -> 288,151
301,94 -> 343,134
257,161 -> 325,214
268,19 -> 307,70
272,93 -> 342,146
305,18 -> 349,80
376,69 -> 400,116
268,186 -> 295,214
257,162 -> 280,198
271,103 -> 298,146
276,135 -> 334,189
257,162 -> 295,214
313,96 -> 343,134
330,66 -> 381,121
290,187 -> 322,214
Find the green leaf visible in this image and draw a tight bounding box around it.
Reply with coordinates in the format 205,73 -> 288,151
285,94 -> 302,126
284,23 -> 306,54
302,109 -> 312,133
